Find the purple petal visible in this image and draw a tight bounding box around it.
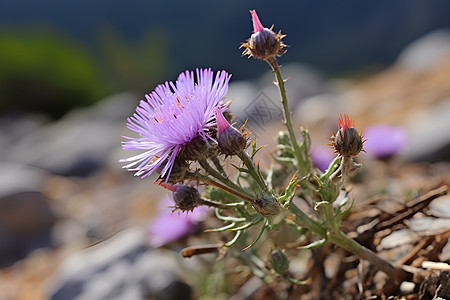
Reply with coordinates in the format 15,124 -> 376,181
148,197 -> 211,247
148,212 -> 193,248
363,124 -> 408,158
310,145 -> 335,172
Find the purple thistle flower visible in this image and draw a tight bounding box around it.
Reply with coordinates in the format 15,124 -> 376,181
310,144 -> 335,172
363,124 -> 408,158
148,196 -> 210,248
120,69 -> 231,180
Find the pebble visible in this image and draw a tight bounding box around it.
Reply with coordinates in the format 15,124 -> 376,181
46,227 -> 191,300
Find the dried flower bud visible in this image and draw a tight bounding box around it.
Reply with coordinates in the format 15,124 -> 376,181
173,185 -> 202,211
215,108 -> 246,156
269,249 -> 289,275
241,10 -> 286,61
253,194 -> 281,217
330,114 -> 365,157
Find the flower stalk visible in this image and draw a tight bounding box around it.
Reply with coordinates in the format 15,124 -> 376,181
266,57 -> 310,176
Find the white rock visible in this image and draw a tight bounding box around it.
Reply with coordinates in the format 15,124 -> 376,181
396,29 -> 450,72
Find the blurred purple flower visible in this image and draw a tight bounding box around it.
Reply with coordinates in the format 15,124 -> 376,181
148,197 -> 210,248
310,145 -> 334,172
363,124 -> 408,158
120,69 -> 231,180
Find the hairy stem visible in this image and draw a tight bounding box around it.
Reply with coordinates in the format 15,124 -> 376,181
198,159 -> 256,201
327,230 -> 412,282
189,172 -> 256,204
266,57 -> 309,176
237,150 -> 267,191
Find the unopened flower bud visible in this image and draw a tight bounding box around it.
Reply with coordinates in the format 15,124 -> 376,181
215,108 -> 246,156
253,194 -> 281,217
241,10 -> 286,61
276,131 -> 290,145
269,249 -> 289,275
173,185 -> 201,211
330,114 -> 365,157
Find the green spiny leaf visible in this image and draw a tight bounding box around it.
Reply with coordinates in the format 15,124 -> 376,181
229,216 -> 262,231
297,238 -> 327,250
336,196 -> 355,224
215,208 -> 247,222
205,222 -> 236,232
243,219 -> 268,251
225,230 -> 243,247
279,175 -> 298,207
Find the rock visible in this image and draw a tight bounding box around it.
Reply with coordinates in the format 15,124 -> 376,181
409,217 -> 450,235
396,29 -> 450,72
377,229 -> 417,251
429,195 -> 450,218
404,100 -> 450,162
0,113 -> 50,154
259,63 -> 327,109
0,162 -> 49,196
4,93 -> 137,177
294,93 -> 340,128
440,237 -> 450,262
0,190 -> 55,268
46,227 -> 191,300
228,64 -> 328,135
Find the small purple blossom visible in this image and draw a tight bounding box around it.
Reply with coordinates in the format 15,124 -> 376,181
310,144 -> 335,172
148,197 -> 210,248
363,124 -> 408,158
120,69 -> 231,179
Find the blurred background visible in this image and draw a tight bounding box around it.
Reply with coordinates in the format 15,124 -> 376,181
1,0 -> 450,299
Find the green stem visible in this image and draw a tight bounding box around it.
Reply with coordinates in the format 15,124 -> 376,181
237,150 -> 267,191
198,159 -> 256,201
327,230 -> 412,282
188,171 -> 256,204
266,57 -> 309,176
288,203 -> 326,237
211,155 -> 227,176
289,202 -> 412,282
320,156 -> 341,181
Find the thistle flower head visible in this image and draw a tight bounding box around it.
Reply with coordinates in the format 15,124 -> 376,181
363,124 -> 407,159
148,196 -> 209,248
157,182 -> 202,211
330,114 -> 365,157
173,185 -> 202,211
214,108 -> 247,156
269,249 -> 290,275
120,69 -> 231,181
241,10 -> 286,60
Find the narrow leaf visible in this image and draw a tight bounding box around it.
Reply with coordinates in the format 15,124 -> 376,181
205,222 -> 236,232
297,238 -> 327,250
242,220 -> 269,251
225,230 -> 243,247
